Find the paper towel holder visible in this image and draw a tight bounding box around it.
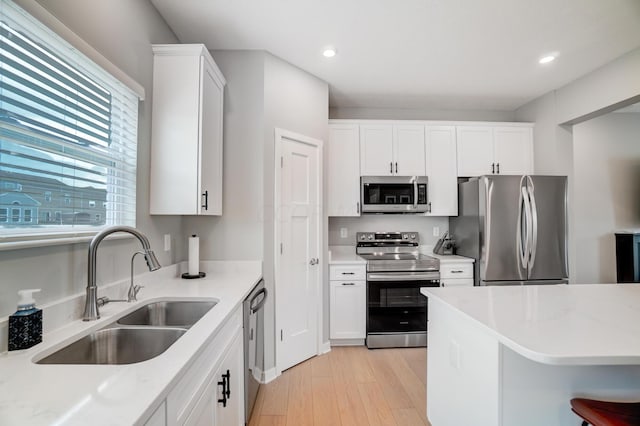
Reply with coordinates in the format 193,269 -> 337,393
182,271 -> 206,279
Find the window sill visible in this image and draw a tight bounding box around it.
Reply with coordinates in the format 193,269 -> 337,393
0,230 -> 134,251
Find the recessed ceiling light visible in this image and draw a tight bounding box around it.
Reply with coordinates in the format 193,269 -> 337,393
323,47 -> 337,58
539,55 -> 556,64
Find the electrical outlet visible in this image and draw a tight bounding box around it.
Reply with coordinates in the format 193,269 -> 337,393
340,227 -> 348,238
433,226 -> 440,237
164,234 -> 171,251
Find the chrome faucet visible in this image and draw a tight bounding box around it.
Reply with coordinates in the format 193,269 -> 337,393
83,226 -> 161,321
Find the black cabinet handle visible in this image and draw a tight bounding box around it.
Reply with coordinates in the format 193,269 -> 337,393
390,162 -> 393,174
496,163 -> 500,174
217,369 -> 231,407
491,163 -> 495,174
395,162 -> 398,173
202,190 -> 209,210
342,282 -> 355,286
341,272 -> 355,275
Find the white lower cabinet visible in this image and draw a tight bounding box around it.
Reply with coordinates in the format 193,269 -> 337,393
146,307 -> 244,426
329,264 -> 366,341
185,332 -> 244,426
440,262 -> 474,287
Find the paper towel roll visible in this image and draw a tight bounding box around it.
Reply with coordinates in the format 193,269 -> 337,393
188,235 -> 199,276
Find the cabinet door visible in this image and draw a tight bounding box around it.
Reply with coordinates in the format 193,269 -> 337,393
456,126 -> 494,177
426,126 -> 457,216
215,332 -> 245,426
493,127 -> 533,175
393,125 -> 425,175
330,280 -> 366,339
440,278 -> 474,287
360,124 -> 393,176
328,125 -> 361,216
199,58 -> 224,215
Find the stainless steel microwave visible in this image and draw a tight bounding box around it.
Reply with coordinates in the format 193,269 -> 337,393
361,176 -> 429,213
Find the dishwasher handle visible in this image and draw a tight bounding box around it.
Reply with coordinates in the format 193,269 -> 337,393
250,287 -> 268,313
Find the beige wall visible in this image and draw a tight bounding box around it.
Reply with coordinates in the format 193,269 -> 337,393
0,0 -> 181,318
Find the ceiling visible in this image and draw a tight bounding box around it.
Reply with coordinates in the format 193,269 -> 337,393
150,0 -> 640,112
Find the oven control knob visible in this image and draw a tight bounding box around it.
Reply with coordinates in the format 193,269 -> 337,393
402,234 -> 408,239
360,234 -> 366,240
368,235 -> 373,240
410,234 -> 416,239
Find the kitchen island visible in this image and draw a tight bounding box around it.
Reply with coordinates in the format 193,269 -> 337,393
0,261 -> 261,425
421,284 -> 640,425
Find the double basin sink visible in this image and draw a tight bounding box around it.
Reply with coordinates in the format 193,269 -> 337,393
37,300 -> 217,365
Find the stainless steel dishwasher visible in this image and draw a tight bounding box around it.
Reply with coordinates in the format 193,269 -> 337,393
244,279 -> 266,423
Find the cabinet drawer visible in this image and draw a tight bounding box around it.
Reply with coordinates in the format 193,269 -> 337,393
330,264 -> 366,281
441,278 -> 474,287
440,263 -> 473,279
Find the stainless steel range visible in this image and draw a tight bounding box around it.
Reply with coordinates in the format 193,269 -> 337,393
356,232 -> 440,348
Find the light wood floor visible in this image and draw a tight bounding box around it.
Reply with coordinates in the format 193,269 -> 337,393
249,346 -> 431,426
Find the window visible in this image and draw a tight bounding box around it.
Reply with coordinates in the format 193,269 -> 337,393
0,0 -> 139,240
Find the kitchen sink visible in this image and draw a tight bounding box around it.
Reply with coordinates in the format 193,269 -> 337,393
117,300 -> 217,328
37,327 -> 187,365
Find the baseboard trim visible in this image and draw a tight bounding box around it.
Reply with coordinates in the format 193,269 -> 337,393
330,338 -> 365,346
262,367 -> 278,384
319,341 -> 331,354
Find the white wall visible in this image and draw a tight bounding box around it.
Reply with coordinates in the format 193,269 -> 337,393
184,51 -> 265,261
0,0 -> 180,318
330,106 -> 516,122
262,52 -> 329,370
572,112 -> 640,283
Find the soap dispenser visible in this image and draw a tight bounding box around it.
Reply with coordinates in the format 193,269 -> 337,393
8,289 -> 42,351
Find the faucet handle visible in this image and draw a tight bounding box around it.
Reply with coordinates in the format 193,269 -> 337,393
97,296 -> 110,307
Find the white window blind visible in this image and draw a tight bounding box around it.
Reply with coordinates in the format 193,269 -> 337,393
0,0 -> 139,241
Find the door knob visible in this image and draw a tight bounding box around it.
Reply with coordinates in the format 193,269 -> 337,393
309,258 -> 319,265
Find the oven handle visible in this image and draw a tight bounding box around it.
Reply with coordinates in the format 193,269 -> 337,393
367,272 -> 440,282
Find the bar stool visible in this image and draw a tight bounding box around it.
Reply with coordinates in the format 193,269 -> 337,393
571,397 -> 640,425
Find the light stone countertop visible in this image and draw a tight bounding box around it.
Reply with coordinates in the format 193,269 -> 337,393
421,283 -> 640,366
0,261 -> 262,426
328,245 -> 366,264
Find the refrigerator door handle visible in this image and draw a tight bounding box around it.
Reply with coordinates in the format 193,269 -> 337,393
518,185 -> 530,270
527,178 -> 538,272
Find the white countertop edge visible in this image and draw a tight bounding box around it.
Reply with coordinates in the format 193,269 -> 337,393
0,260 -> 263,425
421,286 -> 640,367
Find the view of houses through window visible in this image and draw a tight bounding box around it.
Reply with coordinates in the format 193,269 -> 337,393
0,0 -> 139,234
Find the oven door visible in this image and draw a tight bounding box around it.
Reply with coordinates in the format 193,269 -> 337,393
366,272 -> 439,334
361,176 -> 428,213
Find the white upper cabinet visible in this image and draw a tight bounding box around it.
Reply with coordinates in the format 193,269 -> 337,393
393,125 -> 426,175
456,125 -> 533,177
327,124 -> 361,216
360,124 -> 425,176
359,124 -> 394,175
493,127 -> 533,175
150,44 -> 226,215
426,126 -> 458,216
456,126 -> 495,176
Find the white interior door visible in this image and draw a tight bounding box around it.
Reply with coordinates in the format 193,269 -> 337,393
275,129 -> 322,373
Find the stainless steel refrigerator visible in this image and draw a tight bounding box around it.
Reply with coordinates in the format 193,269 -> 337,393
450,175 -> 568,286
